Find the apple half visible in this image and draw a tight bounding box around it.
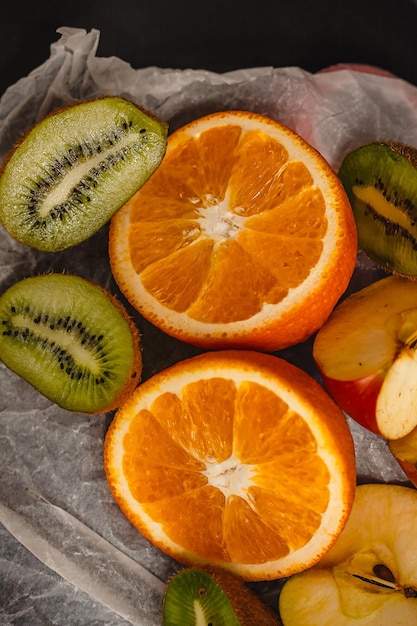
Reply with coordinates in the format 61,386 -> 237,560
312,275 -> 417,439
279,484 -> 417,625
388,426 -> 417,488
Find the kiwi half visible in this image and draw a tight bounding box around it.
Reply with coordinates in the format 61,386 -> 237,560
0,97 -> 167,251
163,566 -> 280,626
338,141 -> 417,278
0,273 -> 141,413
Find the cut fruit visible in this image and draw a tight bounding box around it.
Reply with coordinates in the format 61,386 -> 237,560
104,350 -> 356,581
163,566 -> 280,625
338,141 -> 417,277
313,275 -> 417,439
388,427 -> 417,487
279,484 -> 417,625
0,274 -> 141,413
0,97 -> 167,251
109,110 -> 357,351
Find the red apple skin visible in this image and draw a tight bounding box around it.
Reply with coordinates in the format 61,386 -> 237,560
395,458 -> 417,488
319,371 -> 383,436
388,428 -> 417,487
313,276 -> 417,440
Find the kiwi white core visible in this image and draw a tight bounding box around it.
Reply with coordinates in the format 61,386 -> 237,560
193,602 -> 207,625
353,184 -> 416,233
13,313 -> 102,374
38,133 -> 142,218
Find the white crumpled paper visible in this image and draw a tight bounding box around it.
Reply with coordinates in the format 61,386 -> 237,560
0,26 -> 414,625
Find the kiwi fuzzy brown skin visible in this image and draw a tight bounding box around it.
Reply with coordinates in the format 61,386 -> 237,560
338,140 -> 417,279
0,273 -> 142,414
163,565 -> 281,626
0,96 -> 168,252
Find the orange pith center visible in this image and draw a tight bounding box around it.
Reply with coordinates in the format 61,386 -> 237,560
127,124 -> 327,323
122,378 -> 330,564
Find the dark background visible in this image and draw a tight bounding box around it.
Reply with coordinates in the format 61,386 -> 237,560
1,1 -> 417,623
1,0 -> 417,98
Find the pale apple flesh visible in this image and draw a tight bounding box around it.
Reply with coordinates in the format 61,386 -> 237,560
279,484 -> 417,625
313,276 -> 417,439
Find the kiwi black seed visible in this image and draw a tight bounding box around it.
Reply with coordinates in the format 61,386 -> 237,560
0,97 -> 168,252
338,141 -> 417,278
163,566 -> 280,626
0,274 -> 142,413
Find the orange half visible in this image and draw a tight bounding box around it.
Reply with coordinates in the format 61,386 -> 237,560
109,110 -> 357,351
104,350 -> 356,581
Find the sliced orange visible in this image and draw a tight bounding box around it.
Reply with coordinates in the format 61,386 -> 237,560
109,110 -> 357,351
104,350 -> 356,581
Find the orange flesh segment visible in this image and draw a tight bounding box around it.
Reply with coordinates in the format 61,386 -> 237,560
122,378 -> 330,564
127,124 -> 328,323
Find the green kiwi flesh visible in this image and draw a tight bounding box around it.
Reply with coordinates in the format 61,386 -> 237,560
163,569 -> 242,625
0,274 -> 141,413
338,141 -> 417,277
0,97 -> 168,252
163,567 -> 280,626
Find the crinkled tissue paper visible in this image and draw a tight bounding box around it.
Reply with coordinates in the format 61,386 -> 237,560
0,25 -> 415,625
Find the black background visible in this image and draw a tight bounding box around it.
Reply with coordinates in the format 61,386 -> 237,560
1,0 -> 417,99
